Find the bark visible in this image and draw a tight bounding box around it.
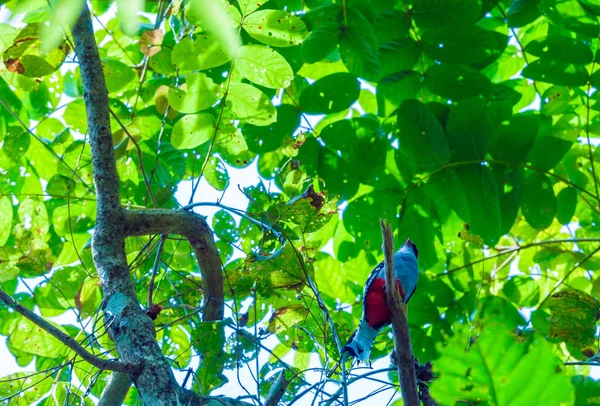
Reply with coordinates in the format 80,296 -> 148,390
71,5 -> 242,405
380,220 -> 419,406
0,289 -> 131,373
97,372 -> 132,406
124,209 -> 224,322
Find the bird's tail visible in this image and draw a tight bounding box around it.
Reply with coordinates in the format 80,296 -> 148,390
342,320 -> 378,363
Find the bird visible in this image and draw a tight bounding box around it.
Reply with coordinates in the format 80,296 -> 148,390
342,239 -> 419,363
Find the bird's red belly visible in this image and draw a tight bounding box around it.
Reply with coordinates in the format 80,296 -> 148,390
365,278 -> 405,329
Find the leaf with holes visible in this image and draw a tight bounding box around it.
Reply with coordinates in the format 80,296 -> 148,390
212,210 -> 240,242
205,156 -> 229,191
243,9 -> 308,47
235,45 -> 293,89
268,304 -> 309,333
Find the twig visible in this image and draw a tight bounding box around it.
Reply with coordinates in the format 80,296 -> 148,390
148,234 -> 168,307
380,219 -> 418,406
0,288 -> 131,373
320,368 -> 396,406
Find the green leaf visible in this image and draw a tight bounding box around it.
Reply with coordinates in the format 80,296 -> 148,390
212,210 -> 240,241
301,5 -> 341,63
527,114 -> 578,170
397,99 -> 451,173
75,277 -> 101,319
3,24 -> 69,77
426,169 -> 471,223
573,376 -> 600,405
422,24 -> 499,65
376,70 -> 421,117
494,166 -> 522,235
205,156 -> 229,191
245,104 -> 300,153
425,63 -> 494,101
524,34 -> 593,65
243,9 -> 309,47
556,187 -> 577,224
299,72 -> 360,114
375,10 -> 409,43
171,113 -> 215,150
339,7 -> 380,81
548,289 -> 600,347
503,276 -> 540,307
412,0 -> 482,29
41,0 -> 83,54
18,198 -> 49,237
215,124 -> 249,156
521,172 -> 556,230
0,23 -> 18,54
227,83 -> 277,125
191,321 -> 227,395
0,247 -> 20,282
9,317 -> 66,357
378,38 -> 419,78
172,36 -> 232,71
186,0 -> 241,55
166,72 -> 222,113
431,324 -> 575,405
0,196 -> 13,246
446,98 -> 495,161
237,0 -> 263,15
456,165 -> 502,245
507,0 -> 542,27
489,113 -> 539,162
235,45 -> 293,89
522,59 -> 589,86
539,0 -> 599,38
268,304 -> 309,333
116,0 -> 142,36
0,372 -> 53,404
102,59 -> 135,93
63,99 -> 88,133
314,252 -> 355,304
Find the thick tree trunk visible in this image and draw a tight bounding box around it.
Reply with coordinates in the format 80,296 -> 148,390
71,5 -> 243,405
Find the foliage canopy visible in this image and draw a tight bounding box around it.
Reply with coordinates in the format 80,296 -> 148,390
0,0 -> 599,404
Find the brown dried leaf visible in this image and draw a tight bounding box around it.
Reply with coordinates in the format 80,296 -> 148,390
140,29 -> 164,57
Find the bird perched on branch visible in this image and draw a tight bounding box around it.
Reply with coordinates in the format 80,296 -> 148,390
343,239 -> 419,363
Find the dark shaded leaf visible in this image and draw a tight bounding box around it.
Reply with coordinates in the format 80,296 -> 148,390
522,171 -> 556,230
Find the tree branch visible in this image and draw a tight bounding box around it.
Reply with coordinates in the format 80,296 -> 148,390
0,288 -> 131,373
264,370 -> 290,406
72,5 -> 236,405
380,219 -> 419,406
97,372 -> 132,406
124,208 -> 224,322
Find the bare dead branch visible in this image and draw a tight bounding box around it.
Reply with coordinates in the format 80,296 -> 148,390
380,219 -> 419,406
0,288 -> 130,373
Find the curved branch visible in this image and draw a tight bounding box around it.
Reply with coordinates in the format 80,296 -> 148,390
124,209 -> 224,322
0,289 -> 131,373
